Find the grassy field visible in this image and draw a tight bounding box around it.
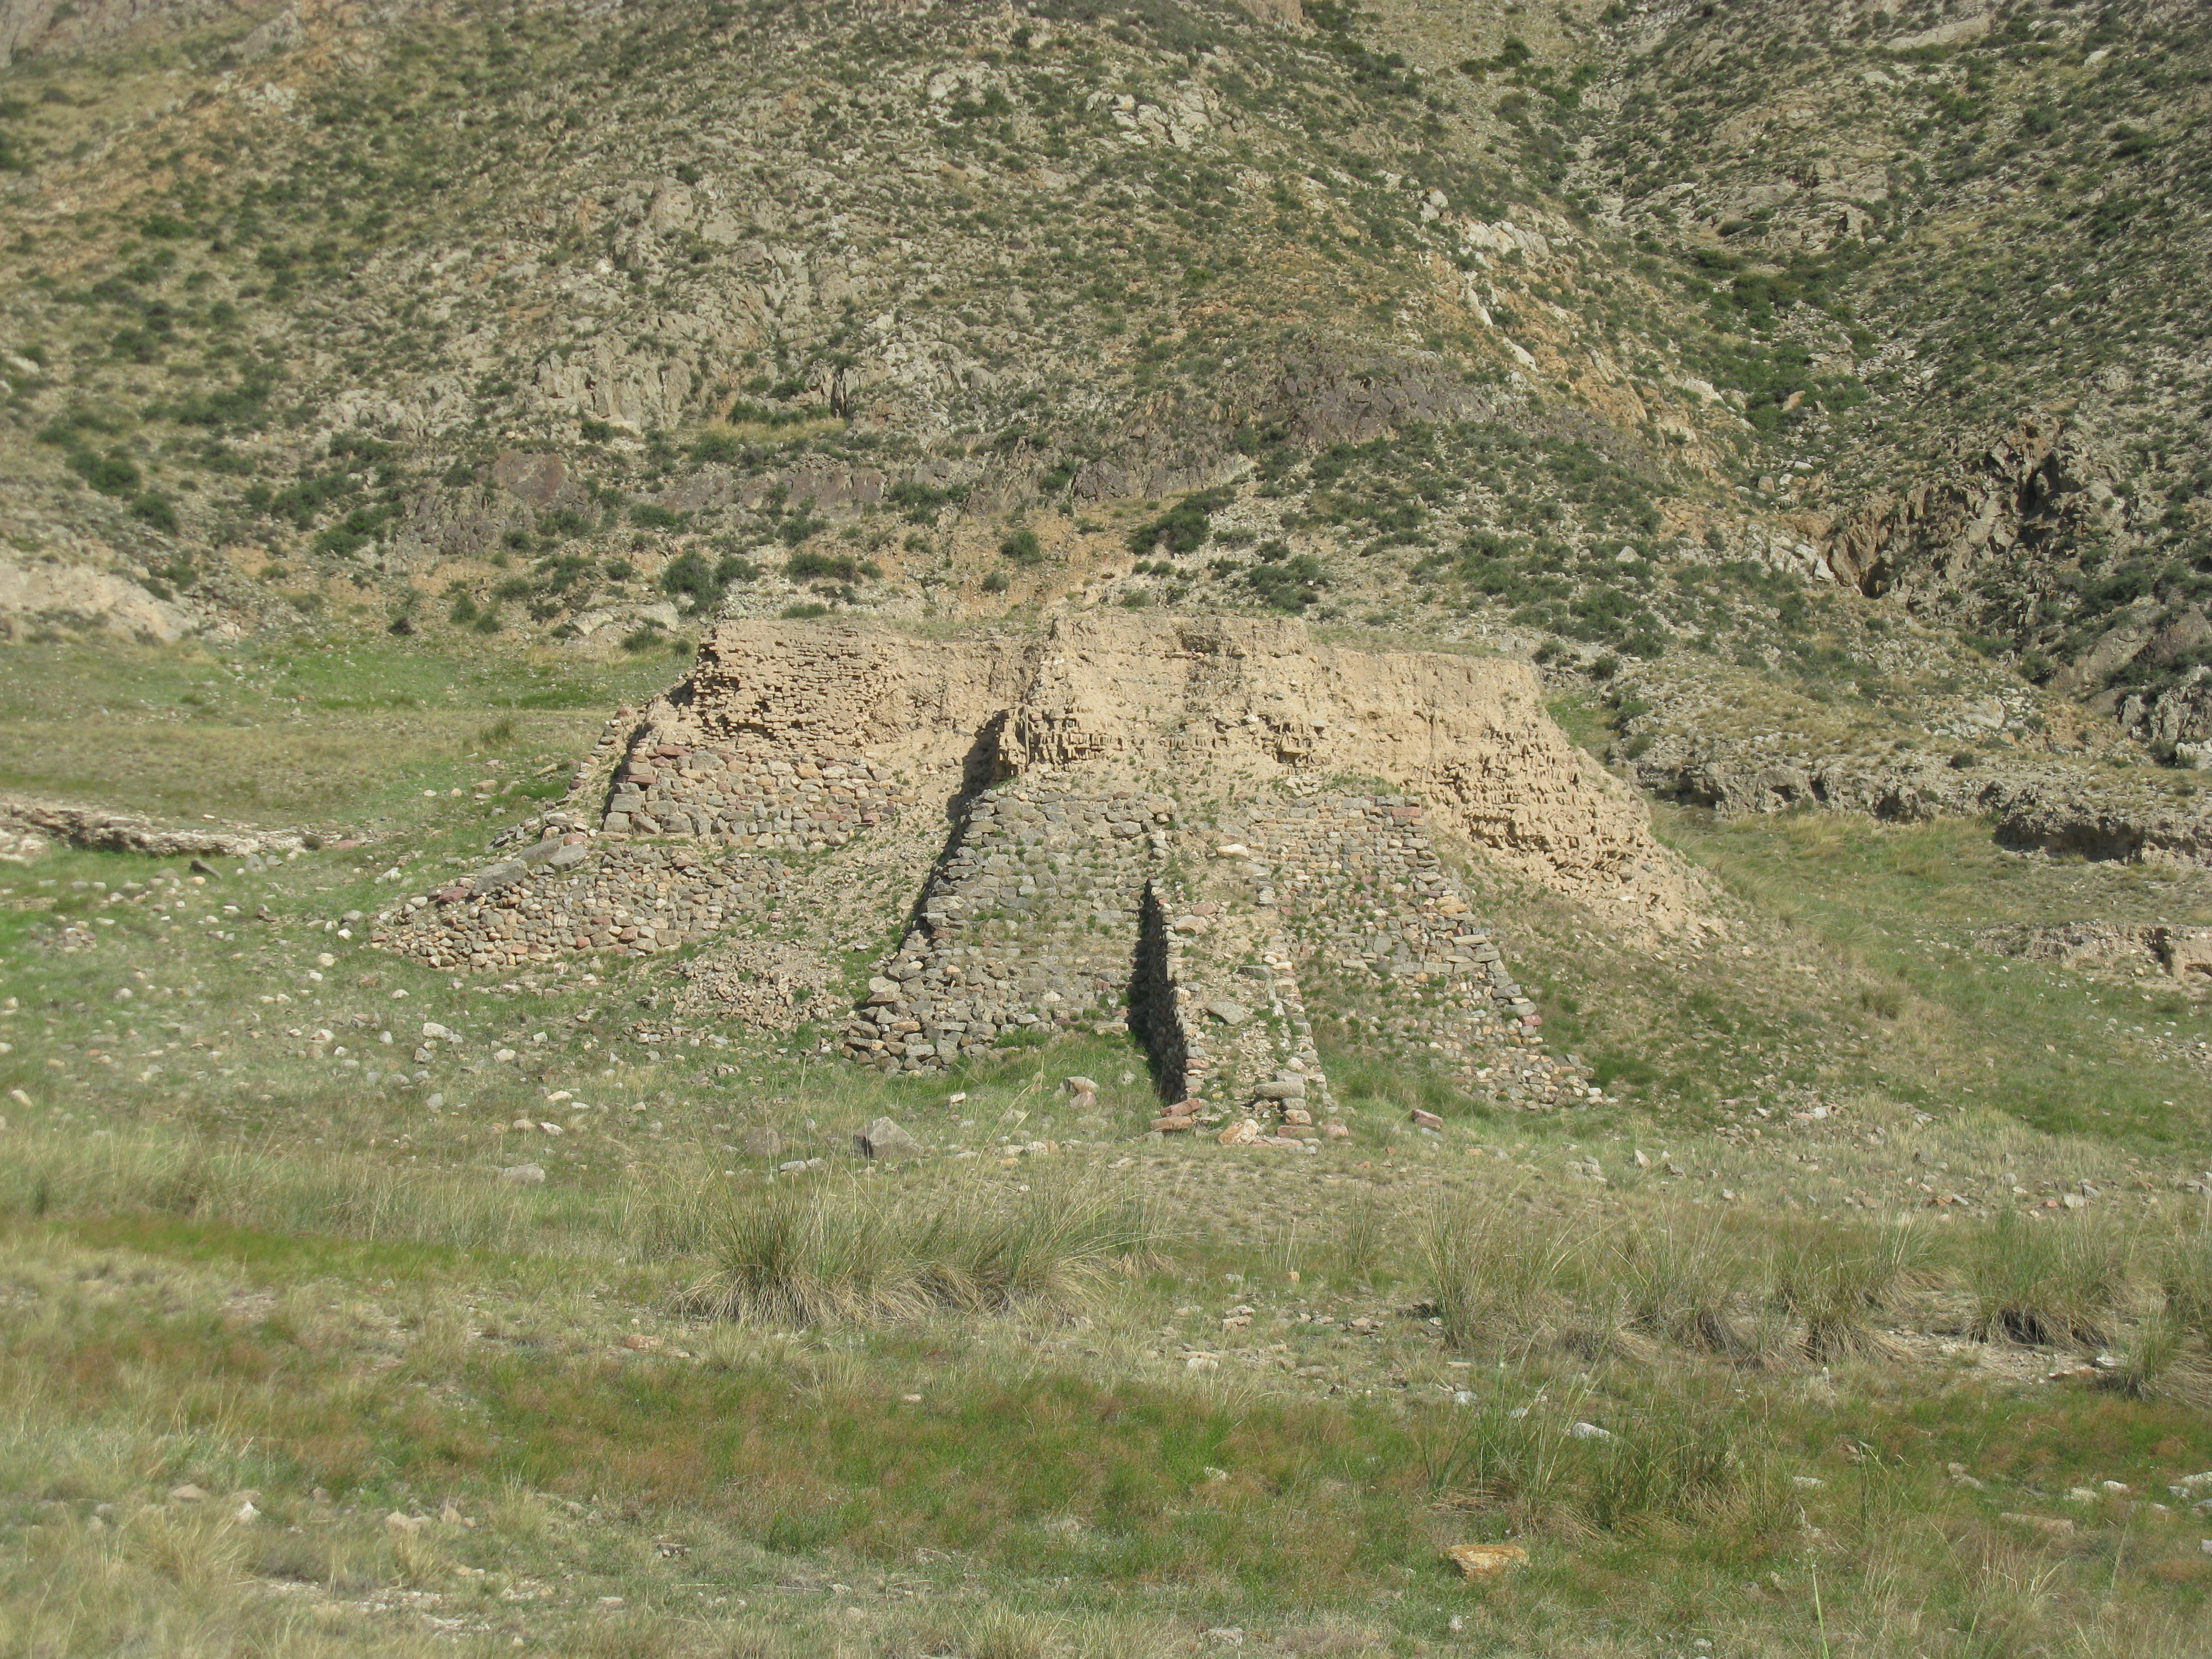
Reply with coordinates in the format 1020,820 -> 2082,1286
4,630 -> 2212,1657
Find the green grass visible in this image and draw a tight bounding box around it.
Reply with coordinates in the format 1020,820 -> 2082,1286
6,626 -> 2212,1653
1650,808 -> 2212,1145
0,637 -> 669,821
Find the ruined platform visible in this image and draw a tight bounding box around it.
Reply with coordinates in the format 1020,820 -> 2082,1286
375,614 -> 1692,1117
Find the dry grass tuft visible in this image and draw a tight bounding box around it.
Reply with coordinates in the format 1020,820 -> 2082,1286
2111,1234 -> 2212,1401
684,1173 -> 1154,1326
1966,1213 -> 2132,1348
2160,1232 -> 2212,1343
1614,1209 -> 1756,1354
1425,1190 -> 1586,1355
1767,1217 -> 1925,1361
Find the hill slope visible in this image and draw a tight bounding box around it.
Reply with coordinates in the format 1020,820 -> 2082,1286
0,0 -> 2207,795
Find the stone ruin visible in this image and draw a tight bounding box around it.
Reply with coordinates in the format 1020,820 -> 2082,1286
1976,920 -> 2212,985
375,614 -> 1695,1126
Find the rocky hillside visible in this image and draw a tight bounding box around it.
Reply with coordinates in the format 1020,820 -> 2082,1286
0,0 -> 2205,801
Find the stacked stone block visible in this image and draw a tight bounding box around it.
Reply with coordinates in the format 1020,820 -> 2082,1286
1146,877 -> 1334,1125
1232,794 -> 1591,1110
840,785 -> 1171,1070
377,617 -> 1630,1114
602,743 -> 909,849
377,843 -> 795,971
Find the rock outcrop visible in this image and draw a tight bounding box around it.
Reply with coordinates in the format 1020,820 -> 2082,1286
0,791 -> 331,859
1621,732 -> 2212,868
0,555 -> 204,645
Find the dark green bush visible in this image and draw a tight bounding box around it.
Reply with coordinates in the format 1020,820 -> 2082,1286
67,449 -> 142,495
127,492 -> 178,533
1127,487 -> 1233,557
786,550 -> 878,583
1245,554 -> 1327,612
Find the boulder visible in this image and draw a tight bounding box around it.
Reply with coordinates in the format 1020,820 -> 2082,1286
855,1116 -> 924,1160
468,859 -> 530,896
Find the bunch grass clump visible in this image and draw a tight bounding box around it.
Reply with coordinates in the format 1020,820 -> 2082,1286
687,1173 -> 1154,1326
1614,1208 -> 1756,1354
2161,1231 -> 2212,1342
2113,1232 -> 2212,1401
1415,1365 -> 1783,1538
1966,1212 -> 2131,1348
1767,1217 -> 1926,1360
1426,1190 -> 1585,1355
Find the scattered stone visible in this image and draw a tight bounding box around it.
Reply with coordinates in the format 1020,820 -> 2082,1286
1569,1421 -> 1613,1441
1206,999 -> 1250,1026
1411,1108 -> 1444,1130
385,1511 -> 426,1535
167,1484 -> 207,1504
2000,1512 -> 2075,1538
498,1163 -> 547,1186
742,1126 -> 783,1159
1217,1118 -> 1260,1147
